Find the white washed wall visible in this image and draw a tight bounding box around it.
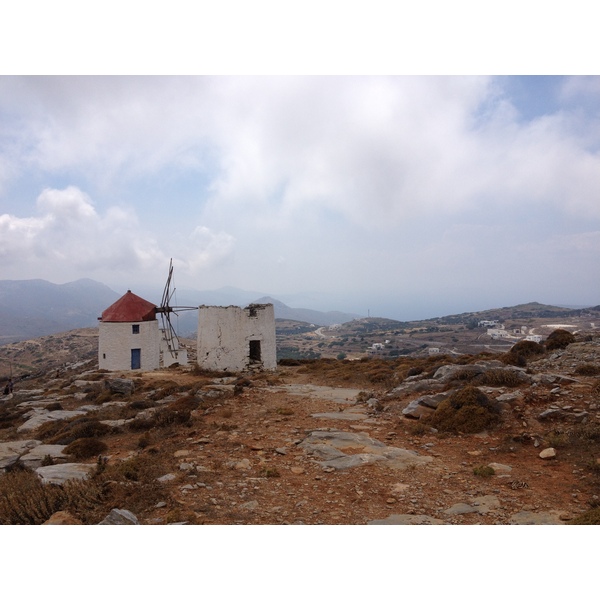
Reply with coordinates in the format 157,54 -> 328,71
197,304 -> 276,372
98,320 -> 160,371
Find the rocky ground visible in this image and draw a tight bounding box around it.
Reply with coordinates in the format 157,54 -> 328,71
1,332 -> 600,525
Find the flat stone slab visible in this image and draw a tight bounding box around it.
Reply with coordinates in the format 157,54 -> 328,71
487,462 -> 512,473
311,410 -> 368,421
20,444 -> 69,468
276,384 -> 361,404
300,430 -> 433,471
0,439 -> 42,469
368,514 -> 446,525
444,495 -> 500,516
35,463 -> 96,485
508,511 -> 565,525
17,409 -> 90,433
444,502 -> 478,515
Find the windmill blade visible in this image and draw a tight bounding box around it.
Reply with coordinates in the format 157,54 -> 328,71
160,310 -> 179,355
161,259 -> 174,310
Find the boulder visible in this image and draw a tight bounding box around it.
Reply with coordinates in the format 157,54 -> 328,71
43,511 -> 83,525
402,400 -> 435,420
98,508 -> 139,525
539,447 -> 557,459
432,364 -> 486,382
386,379 -> 444,399
104,378 -> 135,395
538,409 -> 563,421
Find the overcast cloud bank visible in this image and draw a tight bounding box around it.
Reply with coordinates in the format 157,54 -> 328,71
0,76 -> 598,320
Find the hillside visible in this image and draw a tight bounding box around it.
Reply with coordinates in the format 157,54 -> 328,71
0,279 -> 119,345
255,296 -> 361,326
0,279 -> 361,344
1,326 -> 600,526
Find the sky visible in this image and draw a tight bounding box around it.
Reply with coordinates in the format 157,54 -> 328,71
1,75 -> 599,320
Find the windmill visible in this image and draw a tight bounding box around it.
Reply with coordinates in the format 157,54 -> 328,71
155,259 -> 197,364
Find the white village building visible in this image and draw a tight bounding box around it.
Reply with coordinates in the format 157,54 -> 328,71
197,304 -> 277,372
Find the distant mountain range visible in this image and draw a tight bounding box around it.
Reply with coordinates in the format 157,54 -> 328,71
0,279 -> 120,344
0,278 -> 363,345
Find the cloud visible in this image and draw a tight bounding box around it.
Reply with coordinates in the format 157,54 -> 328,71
4,76 -> 600,230
0,186 -> 233,284
186,225 -> 236,271
0,77 -> 599,315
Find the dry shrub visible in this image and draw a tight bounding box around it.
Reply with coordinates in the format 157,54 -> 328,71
148,381 -> 181,400
0,469 -> 106,525
41,417 -> 112,445
478,369 -> 523,388
449,368 -> 480,382
502,340 -> 545,366
473,465 -> 495,477
429,386 -> 501,434
405,421 -> 429,436
127,417 -> 156,432
137,432 -> 152,449
64,437 -> 108,459
0,404 -> 28,429
568,507 -> 600,525
509,340 -> 546,358
151,396 -> 199,428
278,358 -> 301,366
84,385 -> 113,404
545,329 -> 576,351
130,399 -> 156,410
574,363 -> 600,376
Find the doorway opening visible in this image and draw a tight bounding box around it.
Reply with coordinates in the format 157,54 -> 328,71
131,348 -> 141,369
249,340 -> 262,363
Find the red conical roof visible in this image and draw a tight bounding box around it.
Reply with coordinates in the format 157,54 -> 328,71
100,290 -> 157,322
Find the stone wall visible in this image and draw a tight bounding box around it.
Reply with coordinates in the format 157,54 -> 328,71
197,304 -> 276,372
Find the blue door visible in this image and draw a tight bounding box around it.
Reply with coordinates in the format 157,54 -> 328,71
131,348 -> 141,369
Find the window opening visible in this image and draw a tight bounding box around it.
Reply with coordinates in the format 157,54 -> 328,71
132,324 -> 140,334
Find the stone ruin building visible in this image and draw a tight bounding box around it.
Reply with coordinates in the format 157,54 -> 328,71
197,304 -> 277,372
